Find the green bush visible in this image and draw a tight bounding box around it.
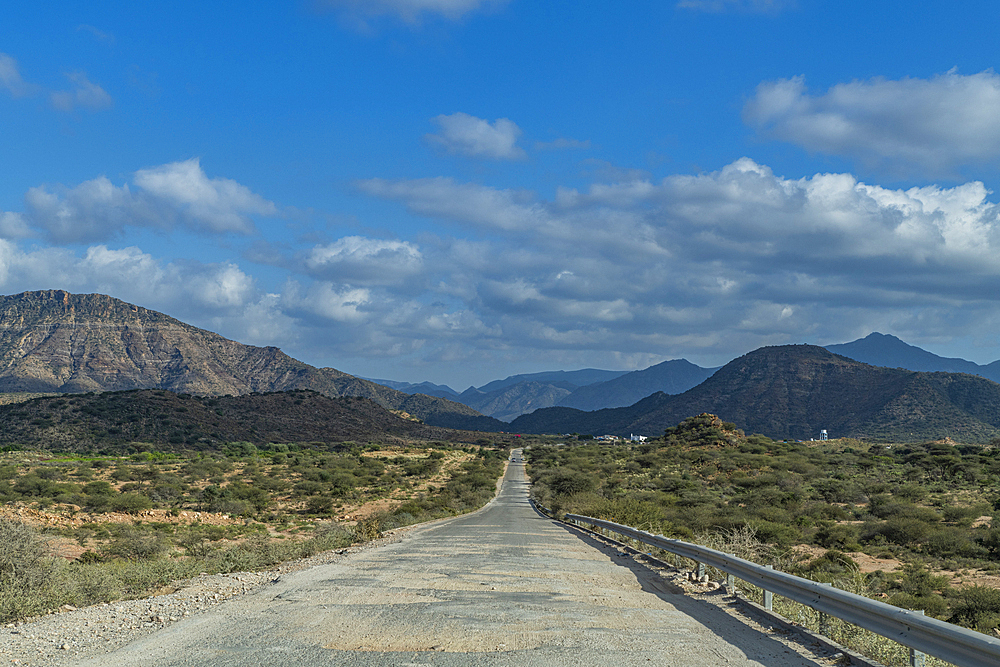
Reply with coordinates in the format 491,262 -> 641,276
815,523 -> 862,551
109,492 -> 153,513
0,518 -> 60,623
886,591 -> 948,618
950,585 -> 1000,632
104,525 -> 169,561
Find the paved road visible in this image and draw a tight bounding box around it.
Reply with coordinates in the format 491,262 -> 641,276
77,452 -> 835,666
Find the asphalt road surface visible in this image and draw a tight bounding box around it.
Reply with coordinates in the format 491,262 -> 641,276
74,451 -> 838,667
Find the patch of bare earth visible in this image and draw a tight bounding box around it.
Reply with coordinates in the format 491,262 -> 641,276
791,544 -> 902,574
0,505 -> 242,530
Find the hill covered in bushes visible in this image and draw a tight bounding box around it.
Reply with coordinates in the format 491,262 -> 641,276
0,389 -> 493,453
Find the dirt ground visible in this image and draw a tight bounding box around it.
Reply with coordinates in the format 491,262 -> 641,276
791,544 -> 902,574
791,541 -> 1000,589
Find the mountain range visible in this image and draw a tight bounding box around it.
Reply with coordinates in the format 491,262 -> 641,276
3,290 -> 1000,443
378,332 -> 1000,423
0,290 -> 504,432
508,344 -> 1000,443
374,362 -> 718,420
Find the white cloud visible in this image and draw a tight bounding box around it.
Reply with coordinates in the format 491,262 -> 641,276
184,263 -> 256,309
304,236 -> 423,285
284,281 -> 372,324
357,177 -> 544,231
133,159 -> 277,234
745,70 -> 1000,174
322,0 -> 508,24
426,112 -> 525,160
0,242 -> 260,320
350,158 -> 1000,374
677,0 -> 793,12
50,72 -> 113,111
0,53 -> 112,113
0,213 -> 33,240
0,53 -> 35,98
19,159 -> 277,243
12,152 -> 1000,387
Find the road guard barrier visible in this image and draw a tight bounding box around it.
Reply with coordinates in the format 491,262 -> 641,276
552,511 -> 1000,667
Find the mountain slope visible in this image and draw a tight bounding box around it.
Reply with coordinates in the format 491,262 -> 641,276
364,379 -> 460,400
0,290 -> 503,431
510,345 -> 1000,442
456,381 -> 573,422
0,389 -> 480,452
556,358 -> 717,411
476,368 -> 627,393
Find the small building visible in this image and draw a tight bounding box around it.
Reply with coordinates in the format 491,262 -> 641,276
819,429 -> 828,441
629,434 -> 647,442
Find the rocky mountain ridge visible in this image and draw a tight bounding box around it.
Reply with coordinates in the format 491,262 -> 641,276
0,290 -> 503,431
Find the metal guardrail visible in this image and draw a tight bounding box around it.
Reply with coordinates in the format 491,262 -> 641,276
561,513 -> 1000,667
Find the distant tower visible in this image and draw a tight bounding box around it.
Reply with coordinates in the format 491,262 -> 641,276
820,429 -> 828,441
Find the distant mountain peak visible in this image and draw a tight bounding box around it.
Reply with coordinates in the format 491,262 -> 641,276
825,332 -> 992,380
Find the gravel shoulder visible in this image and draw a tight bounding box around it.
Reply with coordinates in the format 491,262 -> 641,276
1,530 -> 411,666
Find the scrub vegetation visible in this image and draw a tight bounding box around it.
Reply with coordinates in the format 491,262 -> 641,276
527,413 -> 1000,638
0,439 -> 508,623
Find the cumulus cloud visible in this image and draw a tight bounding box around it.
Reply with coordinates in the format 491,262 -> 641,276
11,152 -> 1000,386
283,281 -> 372,324
133,159 -> 277,233
50,71 -> 113,111
0,213 -> 32,240
677,0 -> 793,12
0,242 -> 260,319
426,113 -> 525,160
304,236 -> 423,285
19,159 -> 277,243
357,177 -> 545,231
351,157 -> 1000,374
744,70 -> 1000,174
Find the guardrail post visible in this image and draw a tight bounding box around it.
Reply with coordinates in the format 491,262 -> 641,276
818,583 -> 834,636
764,565 -> 773,610
726,555 -> 735,595
910,611 -> 926,667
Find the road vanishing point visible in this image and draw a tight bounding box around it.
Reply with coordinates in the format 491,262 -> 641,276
76,451 -> 842,667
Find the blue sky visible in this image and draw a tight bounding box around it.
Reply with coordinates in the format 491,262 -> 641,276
5,1 -> 1000,389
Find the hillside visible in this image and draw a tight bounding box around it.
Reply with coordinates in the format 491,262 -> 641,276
457,381 -> 574,422
0,389 -> 487,452
0,290 -> 503,431
476,368 -> 627,394
510,345 -> 1000,442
